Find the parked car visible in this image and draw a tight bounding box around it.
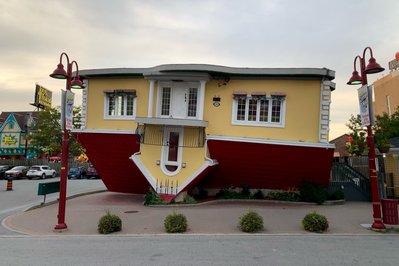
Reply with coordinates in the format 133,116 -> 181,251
27,165 -> 57,179
0,165 -> 13,179
68,167 -> 86,179
5,166 -> 28,180
85,165 -> 99,179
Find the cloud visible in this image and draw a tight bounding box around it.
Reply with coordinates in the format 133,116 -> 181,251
0,0 -> 398,139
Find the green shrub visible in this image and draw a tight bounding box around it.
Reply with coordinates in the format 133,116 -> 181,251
239,210 -> 264,233
183,195 -> 197,204
194,189 -> 208,200
328,190 -> 345,200
253,190 -> 265,199
144,189 -> 164,205
266,191 -> 300,202
164,211 -> 188,233
302,212 -> 329,233
299,183 -> 328,204
216,188 -> 254,199
97,211 -> 122,234
240,184 -> 251,197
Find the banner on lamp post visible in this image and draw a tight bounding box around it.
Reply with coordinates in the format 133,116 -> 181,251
357,85 -> 374,126
61,90 -> 75,131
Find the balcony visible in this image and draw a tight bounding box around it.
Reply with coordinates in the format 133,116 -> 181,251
135,124 -> 205,148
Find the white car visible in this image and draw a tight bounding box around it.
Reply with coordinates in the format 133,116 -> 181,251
27,165 -> 57,179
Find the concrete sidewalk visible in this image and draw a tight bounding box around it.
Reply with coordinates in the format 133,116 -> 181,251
2,191 -> 396,236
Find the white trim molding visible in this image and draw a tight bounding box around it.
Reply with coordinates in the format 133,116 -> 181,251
71,128 -> 135,135
148,80 -> 155,118
131,152 -> 218,195
318,80 -> 335,143
81,80 -> 88,129
206,135 -> 335,149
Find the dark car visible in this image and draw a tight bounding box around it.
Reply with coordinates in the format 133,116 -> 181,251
5,166 -> 29,180
85,165 -> 99,179
0,165 -> 13,179
68,167 -> 86,179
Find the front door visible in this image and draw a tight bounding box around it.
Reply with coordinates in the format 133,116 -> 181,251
171,86 -> 187,118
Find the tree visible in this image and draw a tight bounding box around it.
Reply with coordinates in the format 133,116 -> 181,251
345,114 -> 367,156
29,106 -> 84,158
346,108 -> 399,155
374,108 -> 399,153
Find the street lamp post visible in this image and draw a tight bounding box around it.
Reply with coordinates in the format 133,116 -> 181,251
347,46 -> 385,230
50,52 -> 85,231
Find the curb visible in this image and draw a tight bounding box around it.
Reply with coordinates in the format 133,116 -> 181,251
25,189 -> 108,211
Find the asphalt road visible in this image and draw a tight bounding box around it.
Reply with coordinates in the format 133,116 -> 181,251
0,178 -> 106,235
0,235 -> 397,265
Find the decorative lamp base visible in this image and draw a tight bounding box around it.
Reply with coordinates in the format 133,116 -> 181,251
371,221 -> 386,232
54,223 -> 68,231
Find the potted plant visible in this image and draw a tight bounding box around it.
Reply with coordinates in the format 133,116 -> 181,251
375,136 -> 392,154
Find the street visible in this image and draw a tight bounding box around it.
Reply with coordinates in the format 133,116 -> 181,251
0,235 -> 397,265
0,178 -> 106,235
0,179 -> 398,265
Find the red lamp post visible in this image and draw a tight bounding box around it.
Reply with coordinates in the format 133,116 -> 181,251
347,46 -> 385,230
50,52 -> 85,230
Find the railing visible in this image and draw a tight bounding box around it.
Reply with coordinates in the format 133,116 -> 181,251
330,162 -> 371,201
136,124 -> 205,148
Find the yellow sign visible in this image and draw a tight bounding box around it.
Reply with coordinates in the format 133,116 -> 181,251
34,84 -> 52,109
2,135 -> 17,145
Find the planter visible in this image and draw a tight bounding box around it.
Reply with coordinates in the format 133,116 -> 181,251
378,146 -> 391,154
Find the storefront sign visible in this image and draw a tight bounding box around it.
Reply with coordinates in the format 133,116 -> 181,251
3,135 -> 17,145
33,84 -> 52,110
1,133 -> 19,147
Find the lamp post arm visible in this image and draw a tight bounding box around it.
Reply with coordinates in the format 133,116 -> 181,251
59,52 -> 70,66
363,46 -> 374,60
71,61 -> 80,79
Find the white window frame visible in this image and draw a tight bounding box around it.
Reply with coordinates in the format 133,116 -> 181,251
232,94 -> 286,128
161,127 -> 184,176
104,91 -> 137,120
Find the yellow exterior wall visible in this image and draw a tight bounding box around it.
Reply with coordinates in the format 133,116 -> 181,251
204,79 -> 321,142
374,71 -> 399,116
85,77 -> 322,143
85,78 -> 149,130
138,144 -> 206,186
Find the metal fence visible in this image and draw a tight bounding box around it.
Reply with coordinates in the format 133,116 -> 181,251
347,155 -> 385,179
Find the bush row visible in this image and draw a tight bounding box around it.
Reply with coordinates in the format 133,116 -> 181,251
144,184 -> 344,206
205,183 -> 344,205
164,211 -> 328,233
97,210 -> 329,234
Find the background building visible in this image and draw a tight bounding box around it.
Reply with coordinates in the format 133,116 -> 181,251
0,112 -> 39,159
373,52 -> 399,198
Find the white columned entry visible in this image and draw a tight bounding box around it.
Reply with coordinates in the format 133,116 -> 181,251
198,80 -> 207,120
148,80 -> 155,118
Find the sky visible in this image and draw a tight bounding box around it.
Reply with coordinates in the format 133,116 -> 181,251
0,0 -> 398,139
